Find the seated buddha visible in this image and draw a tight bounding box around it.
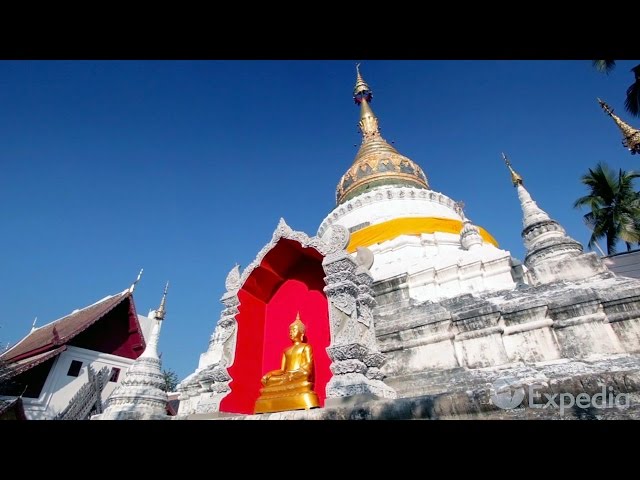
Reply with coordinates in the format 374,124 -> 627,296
254,313 -> 320,414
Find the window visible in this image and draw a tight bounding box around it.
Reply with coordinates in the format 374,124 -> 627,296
109,367 -> 121,383
67,360 -> 82,377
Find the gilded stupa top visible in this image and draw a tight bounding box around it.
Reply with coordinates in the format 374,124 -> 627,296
336,65 -> 429,205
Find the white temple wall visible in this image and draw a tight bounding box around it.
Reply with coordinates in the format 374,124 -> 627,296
318,186 -> 462,236
18,346 -> 135,420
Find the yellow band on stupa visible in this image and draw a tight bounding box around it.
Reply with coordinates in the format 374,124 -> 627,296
346,217 -> 499,253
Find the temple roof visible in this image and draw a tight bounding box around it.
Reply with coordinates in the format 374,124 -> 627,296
1,290 -> 141,364
0,346 -> 67,382
336,65 -> 429,205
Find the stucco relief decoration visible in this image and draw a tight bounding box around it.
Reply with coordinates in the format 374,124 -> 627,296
239,218 -> 335,287
353,246 -> 375,327
224,264 -> 241,292
321,223 -> 350,253
331,290 -> 357,316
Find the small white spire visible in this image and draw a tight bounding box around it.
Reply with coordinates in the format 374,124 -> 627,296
98,283 -> 169,419
30,316 -> 38,333
516,182 -> 553,229
502,154 -> 552,229
140,283 -> 168,360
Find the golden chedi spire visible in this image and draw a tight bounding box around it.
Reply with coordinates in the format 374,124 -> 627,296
155,281 -> 169,321
336,64 -> 429,205
502,152 -> 523,186
598,98 -> 640,155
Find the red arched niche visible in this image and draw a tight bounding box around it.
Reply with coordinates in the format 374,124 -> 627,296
220,238 -> 331,415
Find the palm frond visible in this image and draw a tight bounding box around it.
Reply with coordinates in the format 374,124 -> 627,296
574,195 -> 599,209
576,160 -> 640,255
593,60 -> 616,74
625,76 -> 640,117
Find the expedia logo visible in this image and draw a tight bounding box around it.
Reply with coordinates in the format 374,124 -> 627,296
490,377 -> 525,409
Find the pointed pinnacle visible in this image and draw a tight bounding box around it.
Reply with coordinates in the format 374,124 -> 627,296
156,281 -> 169,321
354,63 -> 371,96
502,152 -> 523,186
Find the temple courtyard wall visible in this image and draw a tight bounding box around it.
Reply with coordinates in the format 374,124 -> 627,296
177,273 -> 640,420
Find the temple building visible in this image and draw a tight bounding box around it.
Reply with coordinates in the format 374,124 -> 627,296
11,66 -> 634,421
170,65 -> 640,420
0,273 -> 172,420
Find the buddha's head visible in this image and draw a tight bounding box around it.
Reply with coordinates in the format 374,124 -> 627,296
289,313 -> 306,342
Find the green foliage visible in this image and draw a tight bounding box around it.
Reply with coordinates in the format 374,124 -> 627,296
161,368 -> 179,392
625,65 -> 640,117
574,162 -> 640,255
593,60 -> 640,118
592,60 -> 616,74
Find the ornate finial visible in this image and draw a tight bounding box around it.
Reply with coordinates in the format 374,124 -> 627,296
30,316 -> 38,332
290,312 -> 306,333
129,268 -> 144,293
597,98 -> 614,116
335,64 -> 430,205
502,152 -> 523,186
352,64 -> 381,142
354,63 -> 372,99
156,282 -> 169,321
597,98 -> 640,155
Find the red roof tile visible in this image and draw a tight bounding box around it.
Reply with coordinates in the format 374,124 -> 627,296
0,346 -> 67,381
1,291 -> 131,363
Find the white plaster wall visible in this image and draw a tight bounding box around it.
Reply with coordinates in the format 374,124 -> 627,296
371,238 -> 516,303
20,346 -> 136,420
319,186 -> 462,235
137,314 -> 155,343
318,185 -> 518,302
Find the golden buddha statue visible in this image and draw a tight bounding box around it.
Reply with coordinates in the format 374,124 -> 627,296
254,313 -> 320,414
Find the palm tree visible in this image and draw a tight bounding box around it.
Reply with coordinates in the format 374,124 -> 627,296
593,60 -> 640,117
574,162 -> 640,255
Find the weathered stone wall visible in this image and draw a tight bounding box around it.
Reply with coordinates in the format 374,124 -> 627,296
373,274 -> 640,402
179,358 -> 640,420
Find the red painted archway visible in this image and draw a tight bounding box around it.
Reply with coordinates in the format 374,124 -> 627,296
220,238 -> 331,415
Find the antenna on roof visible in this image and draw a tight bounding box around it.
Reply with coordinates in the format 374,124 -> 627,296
30,317 -> 38,333
129,268 -> 144,293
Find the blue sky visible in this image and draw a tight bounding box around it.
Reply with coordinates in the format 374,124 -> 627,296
1,60 -> 639,382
